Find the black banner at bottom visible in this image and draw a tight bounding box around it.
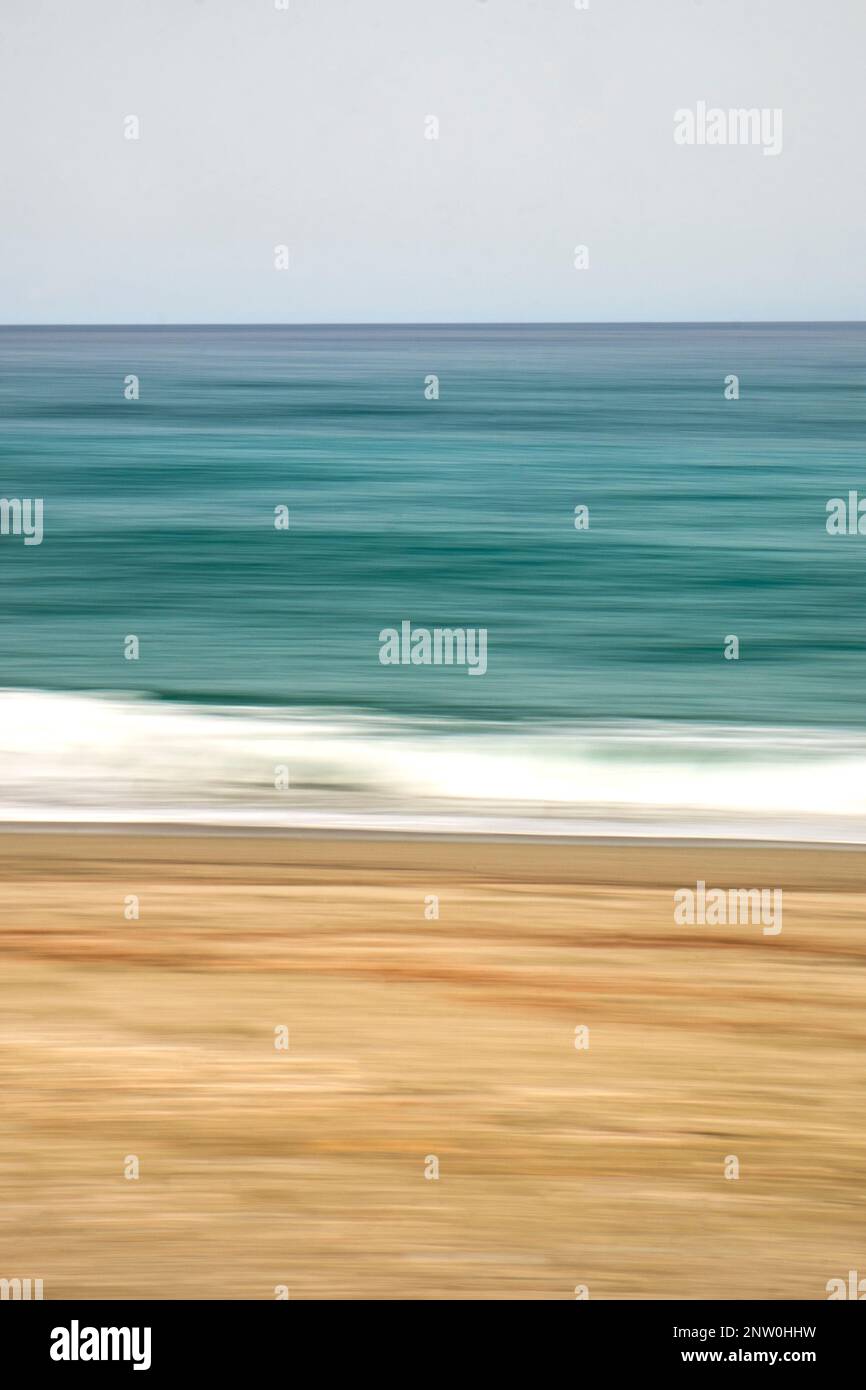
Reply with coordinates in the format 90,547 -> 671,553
1,1298 -> 860,1375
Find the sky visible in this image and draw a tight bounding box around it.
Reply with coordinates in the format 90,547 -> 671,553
1,0 -> 864,323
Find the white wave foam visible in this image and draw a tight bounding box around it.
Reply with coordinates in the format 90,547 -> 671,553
1,689 -> 865,841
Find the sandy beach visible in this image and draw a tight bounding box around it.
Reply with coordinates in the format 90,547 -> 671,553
1,832 -> 864,1300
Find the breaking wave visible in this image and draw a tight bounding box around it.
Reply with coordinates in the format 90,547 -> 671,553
1,689 -> 865,840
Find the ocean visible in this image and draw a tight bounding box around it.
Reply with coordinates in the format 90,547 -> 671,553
1,322 -> 865,838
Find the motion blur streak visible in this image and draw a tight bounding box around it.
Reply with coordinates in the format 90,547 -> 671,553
0,835 -> 863,1300
3,324 -> 866,840
2,325 -> 864,1300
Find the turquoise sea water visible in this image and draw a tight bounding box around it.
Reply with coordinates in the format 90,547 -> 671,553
1,323 -> 865,836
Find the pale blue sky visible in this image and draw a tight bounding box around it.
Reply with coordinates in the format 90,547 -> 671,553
1,0 -> 863,323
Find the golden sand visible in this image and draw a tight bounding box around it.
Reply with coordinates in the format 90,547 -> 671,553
0,833 -> 864,1300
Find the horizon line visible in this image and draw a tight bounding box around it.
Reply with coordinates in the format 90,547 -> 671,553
1,319 -> 865,330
